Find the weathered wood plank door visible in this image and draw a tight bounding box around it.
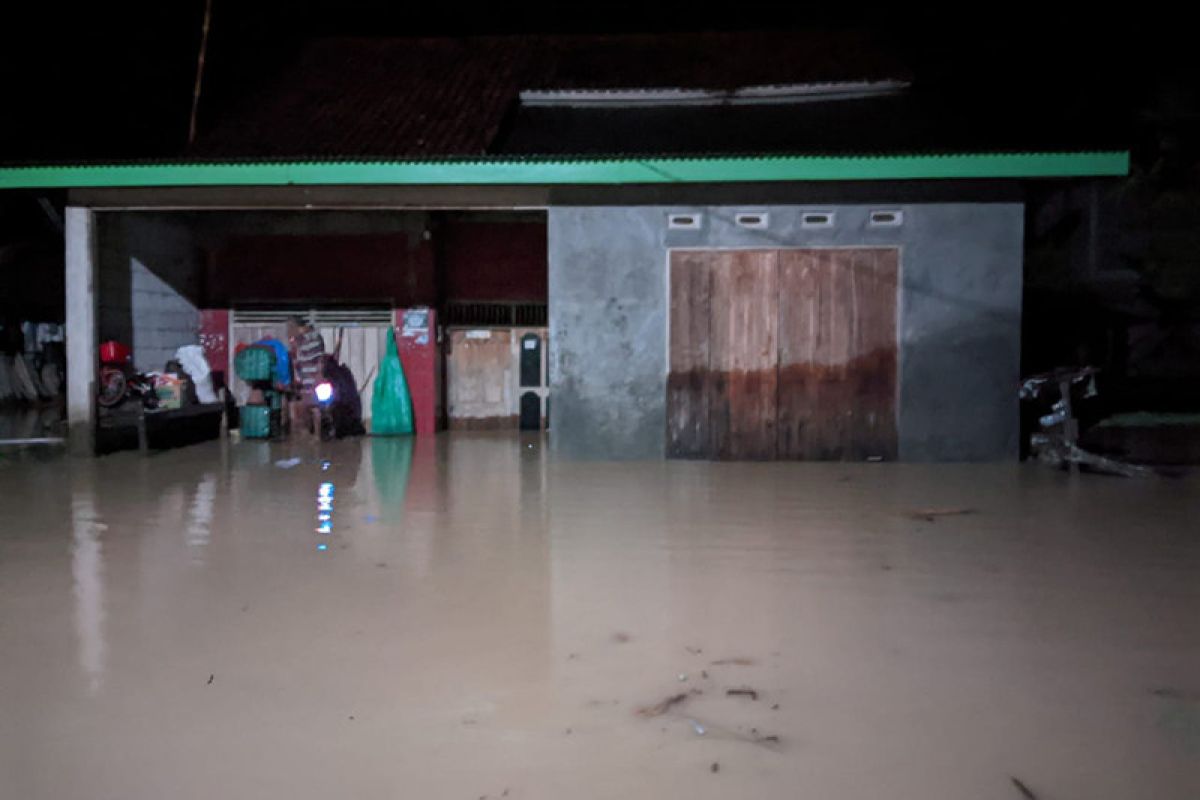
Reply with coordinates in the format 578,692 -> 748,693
708,251 -> 779,459
777,248 -> 897,460
666,251 -> 712,458
667,248 -> 897,461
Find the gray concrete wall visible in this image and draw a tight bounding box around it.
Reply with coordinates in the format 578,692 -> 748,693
98,213 -> 202,373
548,204 -> 1024,461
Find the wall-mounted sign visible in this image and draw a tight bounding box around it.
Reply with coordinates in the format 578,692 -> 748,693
402,307 -> 429,336
401,307 -> 431,345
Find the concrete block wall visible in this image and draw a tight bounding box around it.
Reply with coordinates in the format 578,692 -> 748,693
130,256 -> 199,371
98,213 -> 201,372
548,204 -> 1024,462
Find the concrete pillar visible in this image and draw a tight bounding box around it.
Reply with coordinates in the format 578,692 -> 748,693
65,207 -> 98,456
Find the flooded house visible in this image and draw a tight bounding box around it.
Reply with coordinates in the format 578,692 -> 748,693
0,34 -> 1125,460
6,23 -> 1200,800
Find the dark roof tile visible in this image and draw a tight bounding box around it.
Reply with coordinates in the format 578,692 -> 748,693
191,32 -> 909,159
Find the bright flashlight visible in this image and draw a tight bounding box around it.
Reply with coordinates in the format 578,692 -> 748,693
315,382 -> 334,404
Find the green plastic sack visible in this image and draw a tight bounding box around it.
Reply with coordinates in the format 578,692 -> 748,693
371,328 -> 414,435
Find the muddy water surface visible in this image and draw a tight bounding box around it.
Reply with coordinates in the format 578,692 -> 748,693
2,434 -> 1198,799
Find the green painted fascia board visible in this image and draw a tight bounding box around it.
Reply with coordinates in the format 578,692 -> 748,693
0,152 -> 1129,189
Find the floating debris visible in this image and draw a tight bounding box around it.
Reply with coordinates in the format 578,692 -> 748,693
701,670 -> 709,679
726,688 -> 759,701
687,719 -> 707,736
612,632 -> 632,644
685,646 -> 703,655
905,507 -> 976,522
710,657 -> 756,666
771,704 -> 780,710
1010,777 -> 1038,800
710,762 -> 720,773
206,673 -> 214,685
568,653 -> 580,660
636,693 -> 689,717
678,673 -> 688,682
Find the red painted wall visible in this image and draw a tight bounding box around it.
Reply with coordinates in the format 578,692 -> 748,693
441,221 -> 547,302
393,307 -> 440,436
207,234 -> 436,307
198,309 -> 229,377
206,224 -> 542,307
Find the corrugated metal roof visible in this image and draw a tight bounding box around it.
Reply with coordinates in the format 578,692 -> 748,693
518,81 -> 911,107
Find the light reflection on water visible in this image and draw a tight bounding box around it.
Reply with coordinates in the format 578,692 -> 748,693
316,480 -> 334,548
186,473 -> 217,561
69,492 -> 106,693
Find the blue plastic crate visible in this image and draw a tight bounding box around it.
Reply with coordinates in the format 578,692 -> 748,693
241,404 -> 272,439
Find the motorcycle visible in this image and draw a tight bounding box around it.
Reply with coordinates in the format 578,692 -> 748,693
315,379 -> 335,441
97,340 -> 158,410
1019,366 -> 1153,477
313,350 -> 365,441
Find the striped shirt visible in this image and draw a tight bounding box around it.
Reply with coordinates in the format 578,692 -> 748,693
295,329 -> 325,391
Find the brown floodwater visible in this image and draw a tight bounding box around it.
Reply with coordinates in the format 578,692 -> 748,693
2,433 -> 1198,799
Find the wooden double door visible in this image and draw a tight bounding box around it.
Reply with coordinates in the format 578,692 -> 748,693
667,248 -> 898,460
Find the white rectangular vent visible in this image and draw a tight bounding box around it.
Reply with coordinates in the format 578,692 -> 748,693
801,211 -> 835,228
735,212 -> 769,229
668,213 -> 702,230
869,210 -> 904,227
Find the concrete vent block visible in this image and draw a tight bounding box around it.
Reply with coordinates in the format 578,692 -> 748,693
801,211 -> 835,228
735,212 -> 769,229
869,209 -> 904,227
668,213 -> 702,230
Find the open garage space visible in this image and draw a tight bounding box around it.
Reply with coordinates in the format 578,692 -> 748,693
82,208 -> 549,448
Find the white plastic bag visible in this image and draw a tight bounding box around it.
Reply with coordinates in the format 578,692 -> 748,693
174,345 -> 217,404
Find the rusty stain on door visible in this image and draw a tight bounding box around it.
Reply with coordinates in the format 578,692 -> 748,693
668,248 -> 897,461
